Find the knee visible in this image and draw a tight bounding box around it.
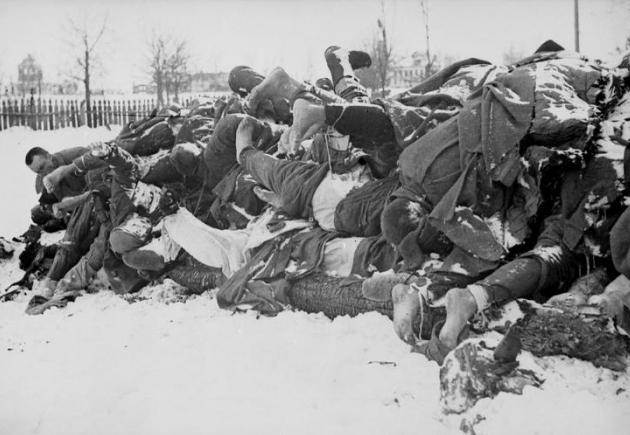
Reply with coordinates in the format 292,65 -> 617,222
109,217 -> 152,255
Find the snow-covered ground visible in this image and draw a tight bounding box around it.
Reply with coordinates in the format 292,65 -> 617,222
0,126 -> 629,435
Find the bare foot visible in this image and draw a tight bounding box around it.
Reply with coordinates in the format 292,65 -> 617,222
392,283 -> 420,344
439,287 -> 477,349
33,277 -> 57,299
588,294 -> 624,320
289,99 -> 326,153
248,67 -> 303,116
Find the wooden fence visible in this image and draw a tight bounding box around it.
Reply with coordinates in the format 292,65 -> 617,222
0,97 -> 172,131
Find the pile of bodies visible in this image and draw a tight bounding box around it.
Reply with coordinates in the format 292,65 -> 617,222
15,40 -> 630,366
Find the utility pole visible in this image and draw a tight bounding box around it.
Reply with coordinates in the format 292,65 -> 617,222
574,0 -> 580,52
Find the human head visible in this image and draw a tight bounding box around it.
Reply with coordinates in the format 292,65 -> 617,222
381,198 -> 428,270
170,142 -> 202,175
25,147 -> 54,175
228,65 -> 265,97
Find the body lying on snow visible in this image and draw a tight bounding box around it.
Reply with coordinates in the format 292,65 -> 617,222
9,39 -> 630,371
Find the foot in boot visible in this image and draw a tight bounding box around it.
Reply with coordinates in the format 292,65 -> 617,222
439,287 -> 477,350
392,283 -> 420,344
247,67 -> 303,117
348,50 -> 372,69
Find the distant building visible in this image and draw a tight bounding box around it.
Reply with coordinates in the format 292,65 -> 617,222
17,54 -> 43,96
390,51 -> 426,89
189,72 -> 229,93
133,83 -> 157,94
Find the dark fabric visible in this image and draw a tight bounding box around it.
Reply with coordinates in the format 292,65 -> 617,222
117,121 -> 175,156
397,115 -> 462,207
519,215 -> 585,297
216,228 -> 341,311
559,157 -> 621,253
611,207 -> 630,278
142,153 -> 184,186
350,236 -> 398,277
241,148 -> 329,220
47,198 -> 99,281
324,103 -> 399,178
458,67 -> 535,187
333,173 -> 399,237
117,115 -> 162,142
324,103 -> 395,145
216,237 -> 282,310
255,228 -> 340,281
376,99 -> 432,148
477,258 -> 542,306
204,114 -> 271,191
103,248 -> 147,294
122,249 -> 165,272
166,254 -> 226,294
59,222 -> 111,291
535,39 -> 565,53
175,115 -> 213,144
74,144 -> 140,227
31,204 -> 59,226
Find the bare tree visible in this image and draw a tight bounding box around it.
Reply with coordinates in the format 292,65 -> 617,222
165,40 -> 189,104
148,34 -> 168,107
67,16 -> 108,127
148,34 -> 190,107
372,16 -> 393,96
419,0 -> 438,79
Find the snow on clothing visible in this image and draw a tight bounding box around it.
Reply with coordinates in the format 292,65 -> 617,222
116,117 -> 175,156
390,55 -> 615,272
317,59 -> 502,179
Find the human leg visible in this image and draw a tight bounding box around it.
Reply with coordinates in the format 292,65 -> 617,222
324,46 -> 371,103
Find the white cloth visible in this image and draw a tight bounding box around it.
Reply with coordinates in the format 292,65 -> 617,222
311,166 -> 371,231
322,237 -> 364,277
163,209 -> 249,277
163,208 -> 312,277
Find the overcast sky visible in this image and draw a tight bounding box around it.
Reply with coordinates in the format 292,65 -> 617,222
0,0 -> 629,92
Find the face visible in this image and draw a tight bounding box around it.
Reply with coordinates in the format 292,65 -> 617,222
28,154 -> 53,175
